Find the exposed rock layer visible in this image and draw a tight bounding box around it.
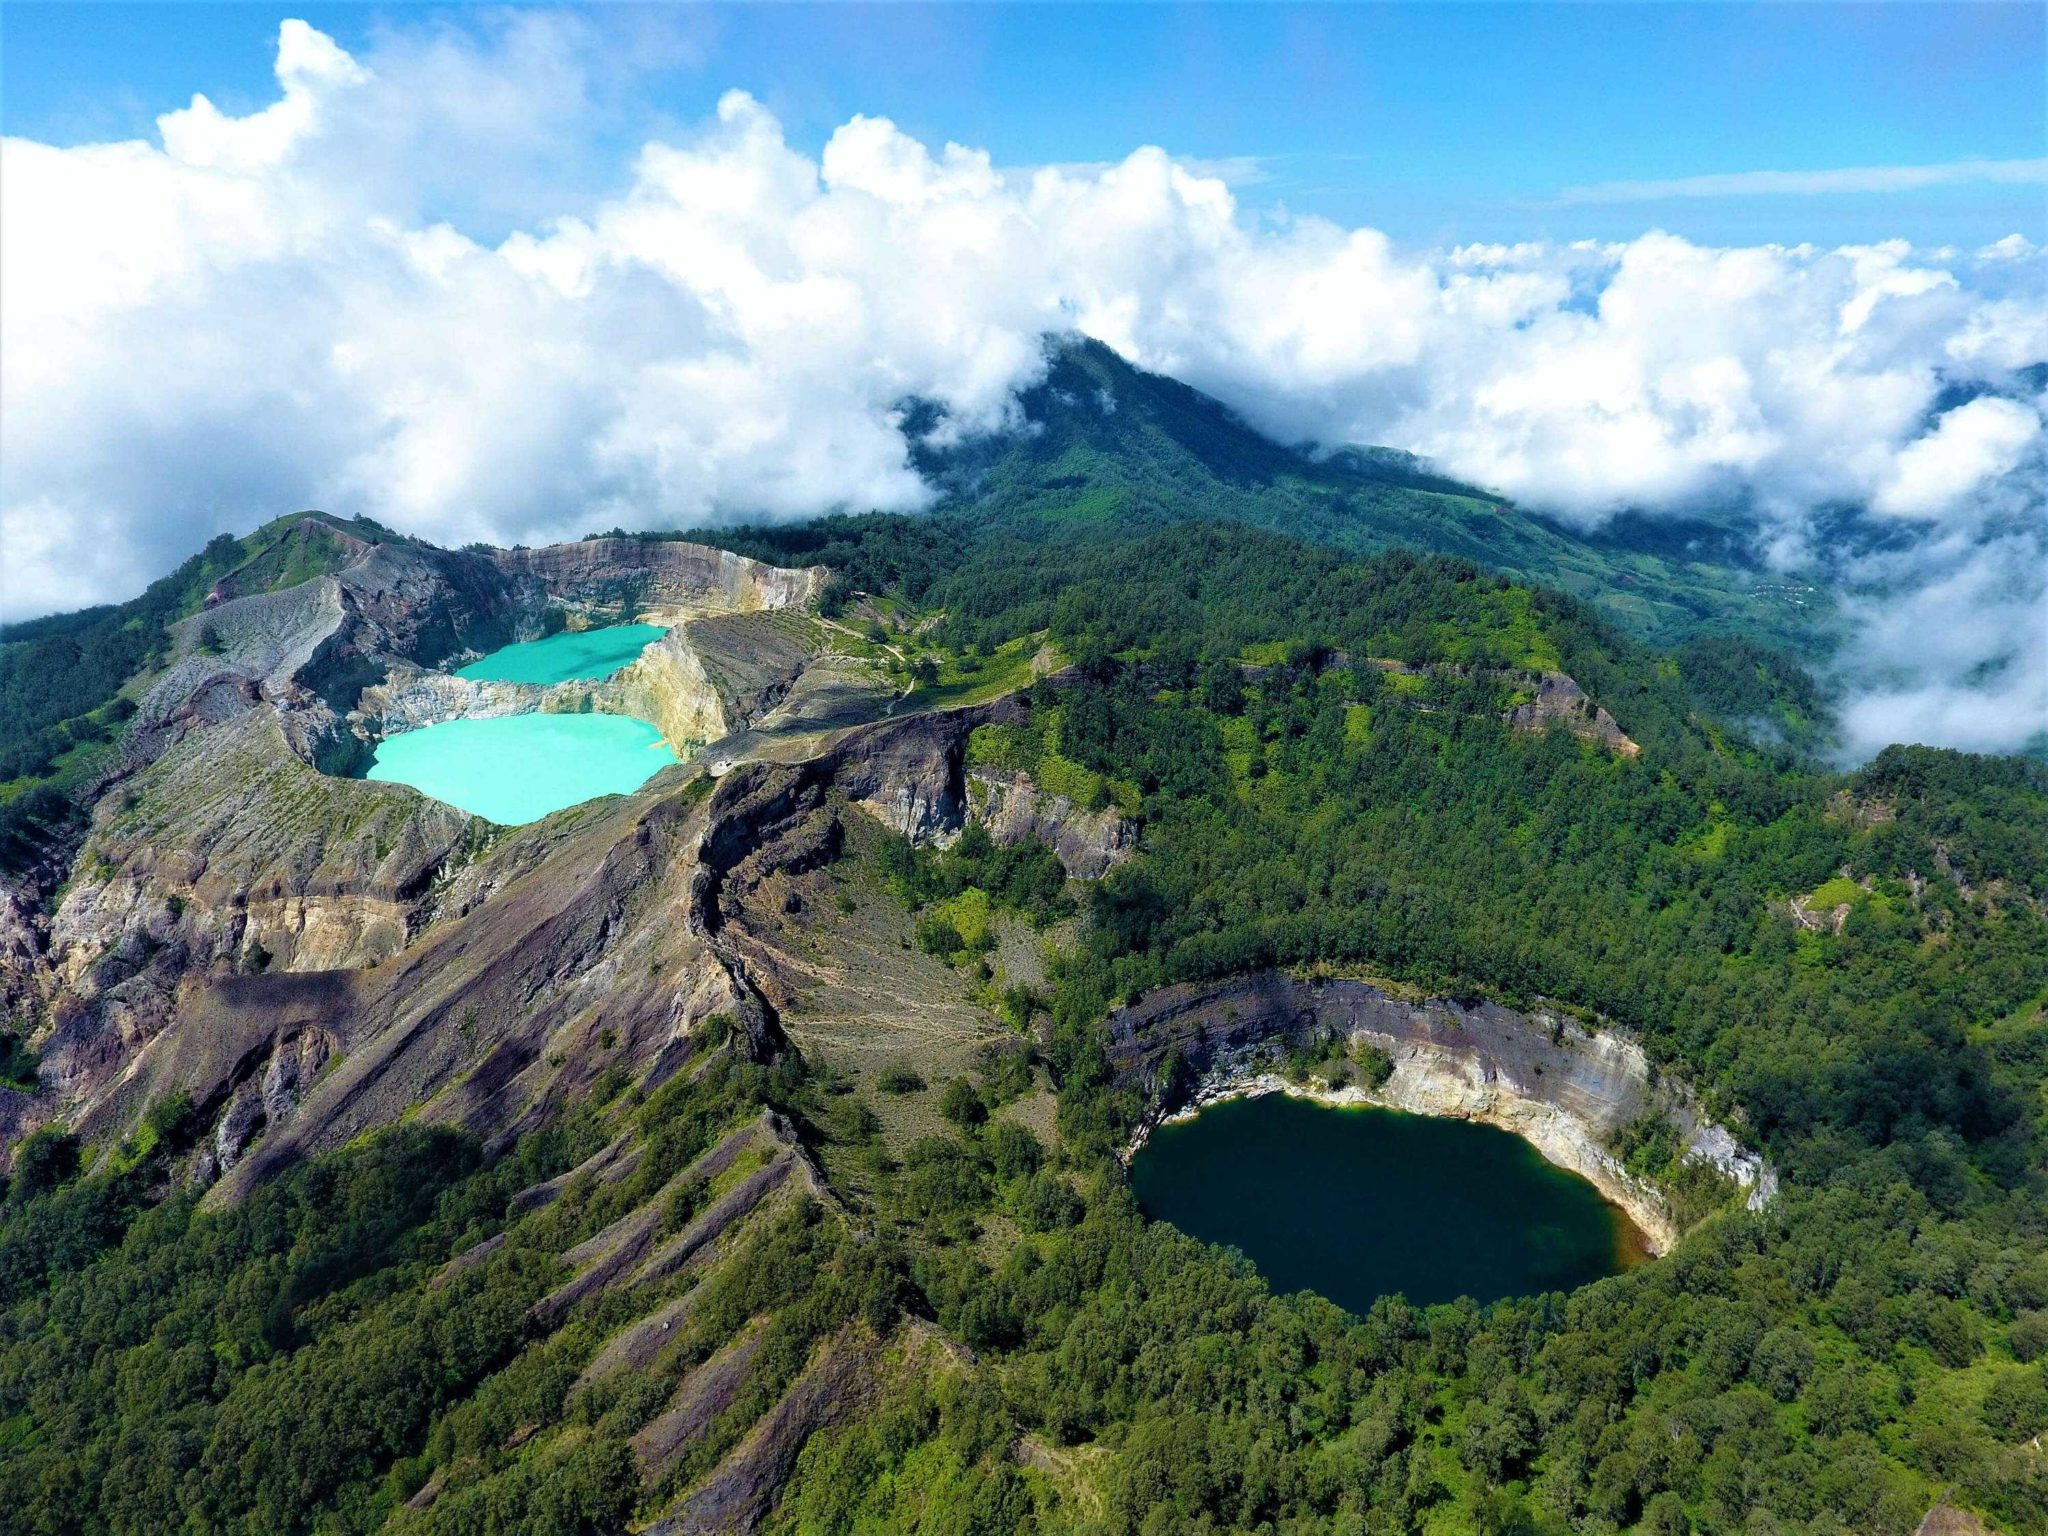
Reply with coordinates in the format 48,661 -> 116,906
31,684 -> 978,1195
967,766 -> 1136,878
7,533 -> 832,1159
1505,670 -> 1641,757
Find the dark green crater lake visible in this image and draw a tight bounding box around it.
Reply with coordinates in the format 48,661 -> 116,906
1130,1093 -> 1646,1312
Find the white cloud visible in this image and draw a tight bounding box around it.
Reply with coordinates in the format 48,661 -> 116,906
1835,528 -> 2048,762
1,21 -> 2043,758
1871,397 -> 2042,518
1557,157 -> 2048,204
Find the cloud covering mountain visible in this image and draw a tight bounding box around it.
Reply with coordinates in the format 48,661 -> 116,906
2,19 -> 2041,756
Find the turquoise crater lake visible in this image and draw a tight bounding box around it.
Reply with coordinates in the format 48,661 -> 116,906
455,623 -> 667,684
365,713 -> 679,825
1130,1093 -> 1645,1312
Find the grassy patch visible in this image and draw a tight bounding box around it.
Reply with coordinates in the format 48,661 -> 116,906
1806,875 -> 1868,910
896,632 -> 1050,712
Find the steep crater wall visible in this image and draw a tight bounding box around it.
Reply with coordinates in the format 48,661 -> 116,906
1107,972 -> 1777,1255
348,610 -> 823,765
9,538 -> 827,1155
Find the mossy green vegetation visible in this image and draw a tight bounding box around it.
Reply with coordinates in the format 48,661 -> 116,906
892,630 -> 1051,713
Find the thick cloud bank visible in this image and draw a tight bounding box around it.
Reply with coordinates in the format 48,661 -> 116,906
2,21 -> 2042,757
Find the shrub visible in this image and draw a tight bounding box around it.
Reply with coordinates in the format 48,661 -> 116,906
1011,1171 -> 1083,1233
939,1078 -> 989,1130
877,1064 -> 926,1095
1350,1040 -> 1395,1090
984,1121 -> 1044,1184
2008,1310 -> 2048,1363
143,1091 -> 196,1149
7,1128 -> 80,1206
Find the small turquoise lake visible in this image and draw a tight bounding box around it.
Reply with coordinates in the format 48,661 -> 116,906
366,713 -> 678,824
1130,1093 -> 1645,1312
455,623 -> 666,684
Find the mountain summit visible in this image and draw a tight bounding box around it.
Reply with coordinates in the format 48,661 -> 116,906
915,337 -> 1817,652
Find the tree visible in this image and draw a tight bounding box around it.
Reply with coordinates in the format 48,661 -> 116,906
940,1077 -> 989,1131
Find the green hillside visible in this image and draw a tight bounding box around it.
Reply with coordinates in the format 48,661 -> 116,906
1,519 -> 2043,1535
919,339 -> 1831,654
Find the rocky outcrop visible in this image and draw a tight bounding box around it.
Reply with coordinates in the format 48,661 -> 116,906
1505,671 -> 1640,757
1108,973 -> 1775,1253
37,707 -> 478,1123
608,612 -> 820,754
205,1025 -> 338,1175
967,767 -> 1136,878
100,702 -> 949,1199
822,702 -> 1018,843
489,539 -> 822,628
0,878 -> 51,1033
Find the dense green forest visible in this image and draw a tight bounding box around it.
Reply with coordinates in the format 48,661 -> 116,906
0,512 -> 2043,1534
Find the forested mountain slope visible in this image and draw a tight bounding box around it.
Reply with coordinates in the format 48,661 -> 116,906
918,339 -> 1830,654
0,490 -> 2043,1529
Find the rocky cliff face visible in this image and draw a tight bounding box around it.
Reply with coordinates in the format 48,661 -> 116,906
489,539 -> 822,628
1505,671 -> 1641,757
4,533 -> 836,1162
966,766 -> 1136,878
30,707 -> 479,1135
10,662 -> 981,1194
1107,973 -> 1775,1252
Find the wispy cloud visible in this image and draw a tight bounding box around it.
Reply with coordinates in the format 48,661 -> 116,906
1557,157 -> 2048,204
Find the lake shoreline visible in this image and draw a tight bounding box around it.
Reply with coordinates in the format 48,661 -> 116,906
1126,1066 -> 1675,1257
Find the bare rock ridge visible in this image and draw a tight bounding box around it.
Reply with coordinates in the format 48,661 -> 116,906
3,530 -> 830,1154
1106,972 -> 1775,1252
649,1325 -> 884,1536
58,693 -> 983,1200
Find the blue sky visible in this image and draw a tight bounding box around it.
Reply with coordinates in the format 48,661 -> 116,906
4,2 -> 2043,249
